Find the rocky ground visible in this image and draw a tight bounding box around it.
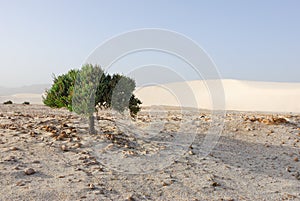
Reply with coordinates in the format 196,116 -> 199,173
0,104 -> 300,201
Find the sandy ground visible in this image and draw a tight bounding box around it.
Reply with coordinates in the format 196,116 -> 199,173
0,104 -> 300,200
135,79 -> 300,113
0,94 -> 43,105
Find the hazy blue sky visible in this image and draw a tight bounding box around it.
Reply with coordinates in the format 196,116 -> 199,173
0,0 -> 300,87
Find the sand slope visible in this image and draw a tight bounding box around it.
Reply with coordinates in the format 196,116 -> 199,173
135,79 -> 300,113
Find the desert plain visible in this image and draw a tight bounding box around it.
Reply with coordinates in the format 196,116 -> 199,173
0,79 -> 300,201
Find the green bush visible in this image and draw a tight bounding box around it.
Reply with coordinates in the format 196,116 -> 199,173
3,100 -> 13,105
43,69 -> 78,111
43,64 -> 142,133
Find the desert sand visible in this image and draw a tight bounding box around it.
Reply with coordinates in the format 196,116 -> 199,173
0,80 -> 300,200
135,79 -> 300,113
0,93 -> 44,105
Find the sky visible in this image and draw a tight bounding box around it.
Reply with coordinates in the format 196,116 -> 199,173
0,0 -> 300,87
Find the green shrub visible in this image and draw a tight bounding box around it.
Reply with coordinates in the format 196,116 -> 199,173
3,100 -> 13,105
43,69 -> 78,111
43,64 -> 142,133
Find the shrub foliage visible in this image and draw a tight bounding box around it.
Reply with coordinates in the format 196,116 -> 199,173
43,64 -> 142,133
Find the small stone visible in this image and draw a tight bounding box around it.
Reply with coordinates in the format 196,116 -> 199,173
126,195 -> 135,201
16,181 -> 25,186
94,189 -> 105,195
61,145 -> 68,151
188,150 -> 194,155
294,172 -> 300,180
294,157 -> 299,162
30,131 -> 36,137
74,143 -> 82,148
88,183 -> 95,189
211,181 -> 221,187
162,182 -> 168,186
24,168 -> 36,175
10,147 -> 19,151
58,175 -> 65,178
105,143 -> 114,150
4,155 -> 16,162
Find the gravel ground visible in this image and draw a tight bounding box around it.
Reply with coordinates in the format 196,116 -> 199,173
0,104 -> 299,201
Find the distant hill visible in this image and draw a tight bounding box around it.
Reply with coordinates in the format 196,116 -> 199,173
0,84 -> 50,96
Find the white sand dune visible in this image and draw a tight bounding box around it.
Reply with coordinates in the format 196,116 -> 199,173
0,93 -> 43,104
135,79 -> 300,113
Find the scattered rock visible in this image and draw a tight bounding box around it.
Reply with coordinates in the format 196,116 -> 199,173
4,155 -> 17,162
16,181 -> 26,186
211,181 -> 221,187
29,131 -> 36,137
74,143 -> 82,148
9,146 -> 19,151
294,172 -> 300,180
88,183 -> 95,190
294,157 -> 299,162
24,168 -> 36,175
61,145 -> 68,151
125,195 -> 136,201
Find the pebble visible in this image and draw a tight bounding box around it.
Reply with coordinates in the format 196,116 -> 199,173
24,168 -> 36,175
294,157 -> 299,162
9,146 -> 19,151
125,195 -> 135,201
61,145 -> 68,151
74,143 -> 82,148
16,181 -> 26,186
211,181 -> 221,187
88,183 -> 95,189
4,155 -> 16,162
29,131 -> 36,137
